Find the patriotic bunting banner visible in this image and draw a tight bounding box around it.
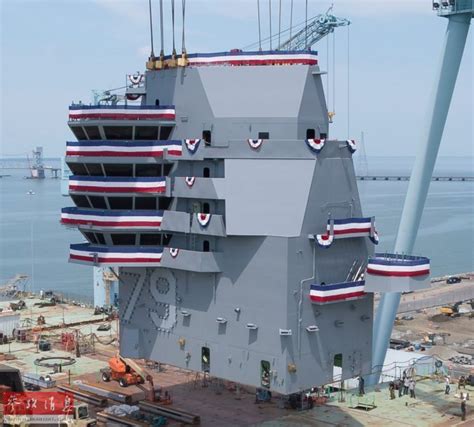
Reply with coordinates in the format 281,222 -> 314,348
61,207 -> 163,229
182,50 -> 318,67
346,139 -> 357,153
169,248 -> 180,258
184,139 -> 201,154
66,140 -> 182,157
247,139 -> 263,149
69,176 -> 166,193
196,213 -> 211,227
310,280 -> 366,304
185,177 -> 196,187
69,105 -> 175,121
316,217 -> 379,248
69,243 -> 163,266
128,74 -> 143,85
305,138 -> 325,154
367,254 -> 430,277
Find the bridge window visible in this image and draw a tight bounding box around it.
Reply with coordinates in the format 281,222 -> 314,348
201,347 -> 210,372
69,163 -> 88,176
70,126 -> 87,141
258,132 -> 269,140
163,164 -> 173,176
104,164 -> 133,177
320,132 -> 327,139
96,233 -> 106,245
159,126 -> 173,140
163,234 -> 172,246
108,197 -> 133,210
135,126 -> 159,140
89,196 -> 107,209
111,234 -> 136,245
155,99 -> 160,106
104,126 -> 133,140
203,240 -> 210,252
136,197 -> 157,210
158,197 -> 172,210
202,203 -> 210,214
84,163 -> 103,176
71,195 -> 91,208
203,167 -> 210,178
202,130 -> 211,145
83,232 -> 98,244
136,164 -> 161,177
140,234 -> 161,245
83,126 -> 101,140
306,128 -> 316,139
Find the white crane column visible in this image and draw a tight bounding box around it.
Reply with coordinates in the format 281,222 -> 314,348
370,10 -> 472,385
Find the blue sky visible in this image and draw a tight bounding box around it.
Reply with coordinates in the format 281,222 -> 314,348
1,0 -> 472,157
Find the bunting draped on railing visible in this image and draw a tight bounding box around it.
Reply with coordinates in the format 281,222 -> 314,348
128,74 -> 144,85
68,105 -> 175,121
61,207 -> 163,229
366,254 -> 430,277
196,213 -> 211,227
184,139 -> 201,154
247,139 -> 264,149
69,244 -> 163,266
309,280 -> 366,304
169,248 -> 180,258
66,140 -> 182,157
316,217 -> 379,248
346,139 -> 356,153
185,177 -> 196,187
181,50 -> 318,67
305,138 -> 325,154
68,176 -> 166,193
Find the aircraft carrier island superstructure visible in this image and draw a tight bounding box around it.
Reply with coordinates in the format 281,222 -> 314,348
62,50 -> 380,395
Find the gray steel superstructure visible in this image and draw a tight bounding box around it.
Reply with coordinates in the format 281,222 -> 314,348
63,50 -> 375,395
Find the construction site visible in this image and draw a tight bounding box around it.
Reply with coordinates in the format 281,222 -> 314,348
0,272 -> 472,426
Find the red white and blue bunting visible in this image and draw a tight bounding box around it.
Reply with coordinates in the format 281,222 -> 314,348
61,207 -> 163,229
305,138 -> 325,154
68,105 -> 175,121
69,176 -> 166,194
316,217 -> 379,248
367,254 -> 430,277
185,177 -> 196,187
66,140 -> 182,157
128,73 -> 144,85
169,248 -> 180,258
346,139 -> 356,153
184,50 -> 318,67
184,139 -> 201,154
196,213 -> 211,227
310,280 -> 366,304
69,244 -> 163,267
247,139 -> 263,149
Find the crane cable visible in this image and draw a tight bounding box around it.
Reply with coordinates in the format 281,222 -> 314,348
347,24 -> 350,138
305,0 -> 308,50
269,0 -> 272,50
181,0 -> 186,54
333,31 -> 336,115
159,0 -> 164,58
289,0 -> 293,49
257,0 -> 262,51
278,0 -> 282,49
148,0 -> 155,58
172,0 -> 176,56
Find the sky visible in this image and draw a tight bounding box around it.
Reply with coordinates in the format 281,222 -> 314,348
0,0 -> 472,158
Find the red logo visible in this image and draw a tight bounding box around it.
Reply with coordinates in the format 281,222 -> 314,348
4,391 -> 75,420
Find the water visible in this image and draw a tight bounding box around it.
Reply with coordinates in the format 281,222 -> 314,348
0,157 -> 472,301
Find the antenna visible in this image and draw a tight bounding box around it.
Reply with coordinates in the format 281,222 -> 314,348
159,0 -> 164,59
148,0 -> 155,58
289,0 -> 293,49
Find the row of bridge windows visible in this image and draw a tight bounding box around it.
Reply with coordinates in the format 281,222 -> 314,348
69,163 -> 173,177
71,195 -> 172,210
70,125 -> 174,141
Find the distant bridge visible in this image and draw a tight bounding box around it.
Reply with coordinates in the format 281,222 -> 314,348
357,175 -> 473,182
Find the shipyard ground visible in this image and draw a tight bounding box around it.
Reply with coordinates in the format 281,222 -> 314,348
0,278 -> 473,426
